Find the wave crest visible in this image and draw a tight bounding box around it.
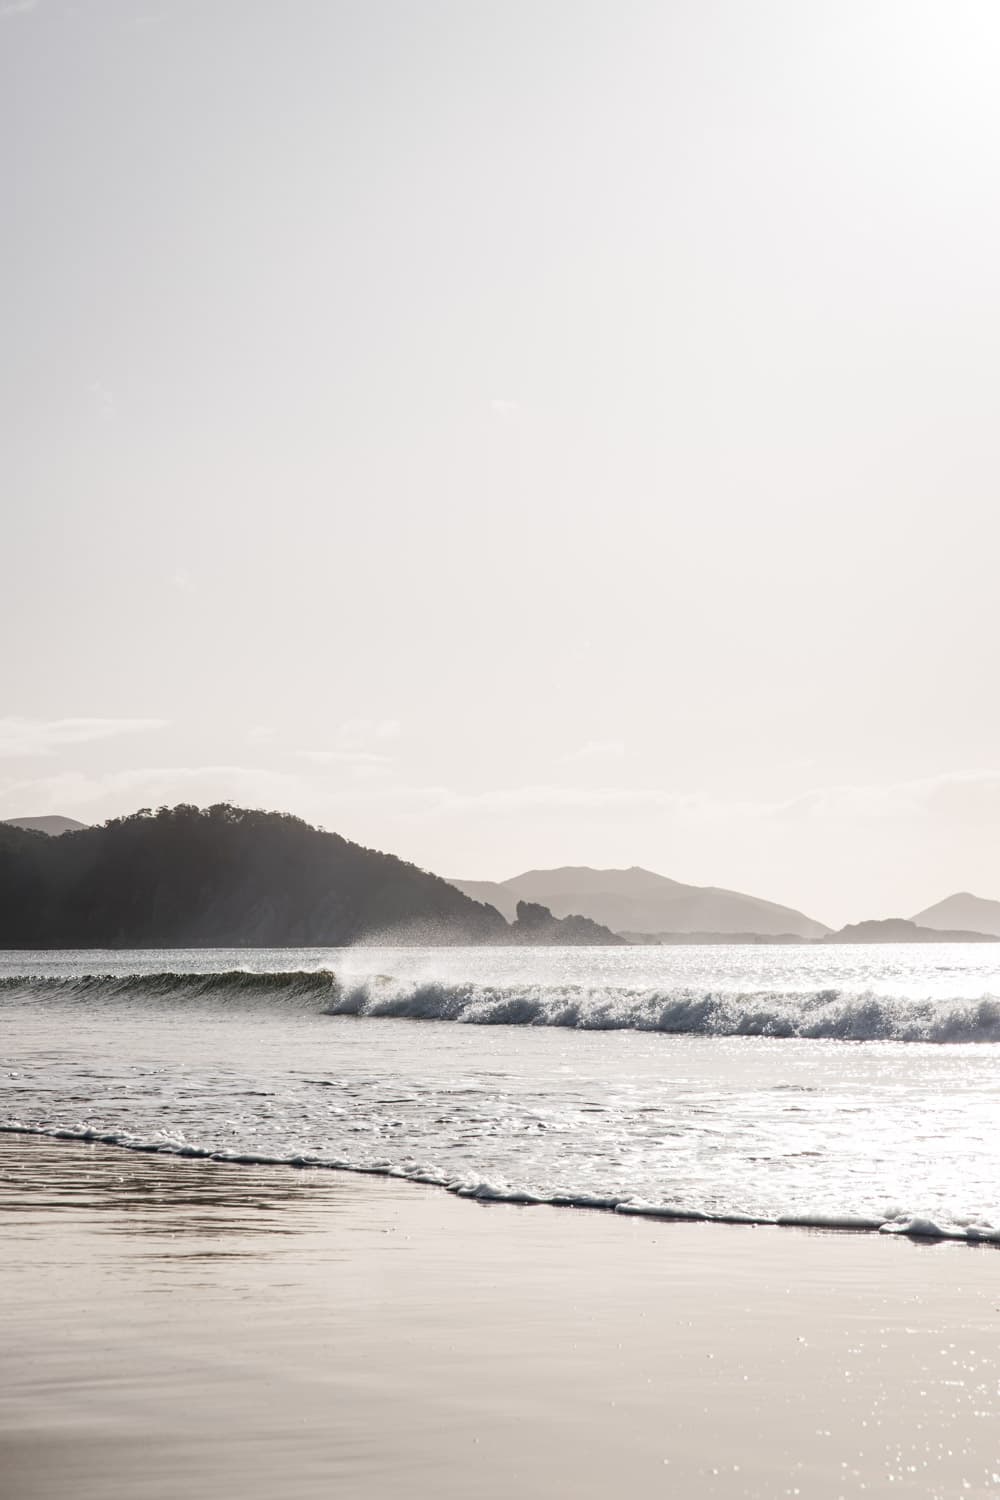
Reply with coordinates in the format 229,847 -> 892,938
4,969 -> 1000,1041
329,977 -> 1000,1042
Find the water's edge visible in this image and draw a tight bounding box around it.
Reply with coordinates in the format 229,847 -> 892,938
5,1123 -> 996,1248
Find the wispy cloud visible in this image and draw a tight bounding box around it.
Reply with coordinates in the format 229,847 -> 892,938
349,768 -> 1000,832
297,749 -> 392,768
0,717 -> 168,758
294,718 -> 401,778
296,748 -> 393,784
0,764 -> 304,820
0,1 -> 40,17
335,718 -> 401,747
424,783 -> 697,816
769,769 -> 1000,823
562,739 -> 627,765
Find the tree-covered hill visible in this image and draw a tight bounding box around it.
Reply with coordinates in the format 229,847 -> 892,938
0,803 -> 509,948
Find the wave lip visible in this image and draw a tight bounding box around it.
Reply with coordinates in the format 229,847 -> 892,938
327,976 -> 1000,1043
0,969 -> 340,1005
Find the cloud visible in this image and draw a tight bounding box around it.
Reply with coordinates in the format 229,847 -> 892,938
334,718 -> 401,747
562,740 -> 627,765
296,748 -> 393,784
0,717 -> 168,758
0,1 -> 40,17
489,398 -> 520,417
769,769 -> 1000,824
0,764 -> 305,820
296,749 -> 392,768
358,768 -> 1000,836
294,719 -> 401,777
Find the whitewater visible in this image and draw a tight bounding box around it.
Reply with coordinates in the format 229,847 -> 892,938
3,944 -> 1000,1243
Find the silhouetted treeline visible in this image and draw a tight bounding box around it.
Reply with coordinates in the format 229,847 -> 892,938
0,804 -> 508,948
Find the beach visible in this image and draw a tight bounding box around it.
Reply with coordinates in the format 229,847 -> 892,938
7,0 -> 999,1492
2,1134 -> 998,1499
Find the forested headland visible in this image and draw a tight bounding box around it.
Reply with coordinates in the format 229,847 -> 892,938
0,804 -> 622,948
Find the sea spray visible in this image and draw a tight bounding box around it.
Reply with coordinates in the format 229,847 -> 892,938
6,969 -> 1000,1042
4,946 -> 1000,1243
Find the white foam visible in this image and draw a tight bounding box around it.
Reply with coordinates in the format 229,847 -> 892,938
6,965 -> 1000,1043
5,1122 -> 996,1246
326,975 -> 1000,1043
4,949 -> 999,1251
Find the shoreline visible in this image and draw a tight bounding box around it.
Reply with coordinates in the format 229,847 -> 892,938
3,1133 -> 1000,1498
4,1122 -> 997,1247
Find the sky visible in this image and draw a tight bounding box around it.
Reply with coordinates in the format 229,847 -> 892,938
3,0 -> 1000,926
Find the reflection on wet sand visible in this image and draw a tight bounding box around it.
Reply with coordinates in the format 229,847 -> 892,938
0,1131 -> 345,1243
4,1134 -> 1000,1500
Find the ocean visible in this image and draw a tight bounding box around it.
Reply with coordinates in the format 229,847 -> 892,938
3,944 -> 999,1243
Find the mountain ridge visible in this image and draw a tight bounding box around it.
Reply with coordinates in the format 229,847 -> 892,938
824,918 -> 998,944
0,805 -> 508,948
3,815 -> 89,836
448,865 -> 830,938
910,892 -> 1000,938
0,804 -> 629,949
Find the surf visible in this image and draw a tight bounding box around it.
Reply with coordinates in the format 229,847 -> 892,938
5,968 -> 1000,1042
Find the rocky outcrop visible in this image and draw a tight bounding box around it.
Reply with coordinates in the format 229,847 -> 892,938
507,900 -> 625,946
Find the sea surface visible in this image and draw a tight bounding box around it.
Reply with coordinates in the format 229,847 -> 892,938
3,944 -> 1000,1243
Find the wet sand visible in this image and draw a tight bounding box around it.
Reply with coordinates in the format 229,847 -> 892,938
1,1135 -> 998,1499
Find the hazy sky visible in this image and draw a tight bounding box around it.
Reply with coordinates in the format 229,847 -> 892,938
4,0 -> 1000,925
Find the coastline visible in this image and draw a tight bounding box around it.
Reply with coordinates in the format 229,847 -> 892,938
2,1134 -> 999,1499
6,1121 -> 997,1243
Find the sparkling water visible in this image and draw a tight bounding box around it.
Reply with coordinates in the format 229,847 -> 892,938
3,944 -> 999,1242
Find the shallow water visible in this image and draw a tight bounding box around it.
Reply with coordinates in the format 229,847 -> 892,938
6,1135 -> 1000,1500
3,945 -> 999,1240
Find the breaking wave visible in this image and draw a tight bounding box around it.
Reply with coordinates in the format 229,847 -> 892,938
5,969 -> 1000,1041
329,976 -> 1000,1041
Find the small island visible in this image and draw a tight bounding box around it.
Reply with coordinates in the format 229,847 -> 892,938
821,918 -> 999,944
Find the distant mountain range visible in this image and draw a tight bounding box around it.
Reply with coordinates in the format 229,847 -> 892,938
3,815 -> 89,836
824,918 -> 998,944
910,892 -> 1000,938
0,806 -> 618,949
448,866 -> 830,939
6,813 -> 1000,943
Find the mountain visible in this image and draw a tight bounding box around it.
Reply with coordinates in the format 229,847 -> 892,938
3,815 -> 89,836
447,879 -> 523,922
447,865 -> 829,939
0,804 -> 508,948
910,892 -> 1000,938
823,918 -> 998,944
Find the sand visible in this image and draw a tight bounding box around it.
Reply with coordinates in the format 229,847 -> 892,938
1,1134 -> 998,1499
